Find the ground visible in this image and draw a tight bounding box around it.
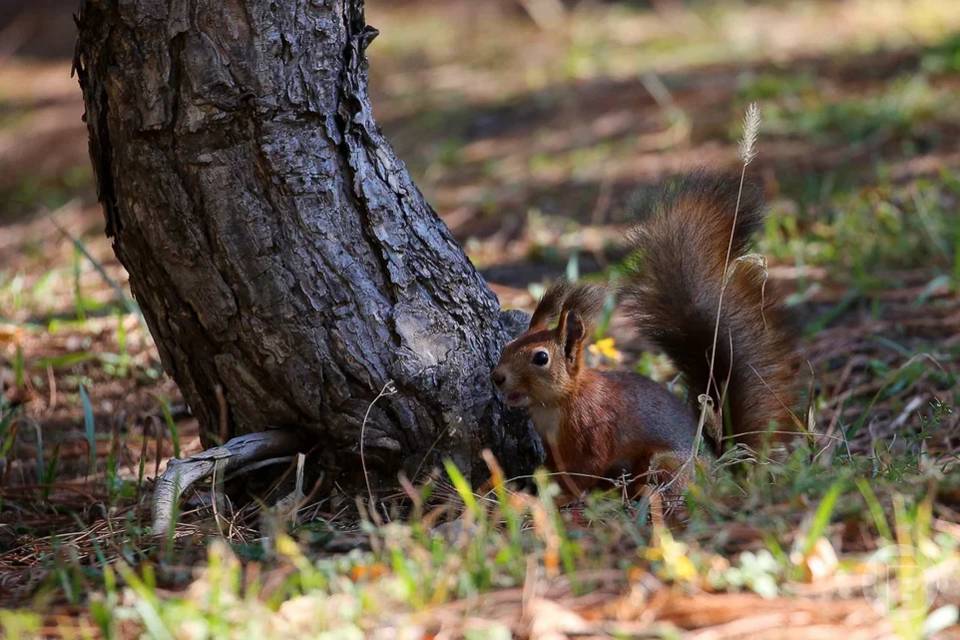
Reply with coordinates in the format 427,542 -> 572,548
0,0 -> 959,637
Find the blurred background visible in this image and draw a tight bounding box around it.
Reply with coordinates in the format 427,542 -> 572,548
1,0 -> 958,519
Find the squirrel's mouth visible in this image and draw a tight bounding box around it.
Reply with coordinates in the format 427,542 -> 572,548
505,392 -> 530,407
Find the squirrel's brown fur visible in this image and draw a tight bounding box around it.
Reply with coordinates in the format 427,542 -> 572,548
492,173 -> 797,496
621,173 -> 798,451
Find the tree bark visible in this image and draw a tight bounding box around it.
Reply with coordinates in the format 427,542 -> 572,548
73,0 -> 539,490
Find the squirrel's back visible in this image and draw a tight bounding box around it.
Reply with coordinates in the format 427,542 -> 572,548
621,173 -> 797,451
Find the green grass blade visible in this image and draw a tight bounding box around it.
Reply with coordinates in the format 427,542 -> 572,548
51,215 -> 141,320
802,479 -> 844,556
443,459 -> 479,517
32,421 -> 44,484
72,248 -> 86,322
159,398 -> 180,459
855,478 -> 893,541
79,385 -> 96,474
42,443 -> 61,500
13,344 -> 25,388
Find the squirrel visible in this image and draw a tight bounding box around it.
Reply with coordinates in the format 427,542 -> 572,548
491,173 -> 798,497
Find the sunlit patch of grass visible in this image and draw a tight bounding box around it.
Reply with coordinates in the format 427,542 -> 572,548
0,610 -> 41,640
1,213 -> 137,324
687,438 -> 959,622
372,0 -> 960,108
921,32 -> 960,74
372,0 -> 960,222
758,74 -> 954,147
737,70 -> 817,103
68,465 -> 587,636
762,177 -> 959,290
17,439 -> 951,637
0,265 -> 114,325
876,494 -> 960,637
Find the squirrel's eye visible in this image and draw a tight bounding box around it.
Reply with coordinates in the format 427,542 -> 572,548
531,350 -> 549,367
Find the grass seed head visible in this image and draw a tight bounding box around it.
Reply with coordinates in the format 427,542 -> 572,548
739,102 -> 761,165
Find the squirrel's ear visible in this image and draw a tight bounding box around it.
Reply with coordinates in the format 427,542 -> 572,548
529,280 -> 571,330
559,310 -> 586,364
556,307 -> 568,340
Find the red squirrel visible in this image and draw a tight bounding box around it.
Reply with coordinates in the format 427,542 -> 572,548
491,174 -> 797,496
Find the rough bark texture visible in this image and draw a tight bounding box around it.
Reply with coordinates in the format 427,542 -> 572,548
73,0 -> 539,488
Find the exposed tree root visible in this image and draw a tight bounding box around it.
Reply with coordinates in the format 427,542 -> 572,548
151,429 -> 305,535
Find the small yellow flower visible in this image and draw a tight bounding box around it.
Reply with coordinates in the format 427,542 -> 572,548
275,533 -> 302,559
588,337 -> 622,363
647,528 -> 699,583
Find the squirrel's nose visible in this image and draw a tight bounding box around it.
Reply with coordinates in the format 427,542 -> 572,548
491,370 -> 506,387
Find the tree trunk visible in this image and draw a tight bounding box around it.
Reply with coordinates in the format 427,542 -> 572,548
73,0 -> 539,490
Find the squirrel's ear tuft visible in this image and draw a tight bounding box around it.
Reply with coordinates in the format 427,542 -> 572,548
560,310 -> 586,363
555,307 -> 569,344
529,280 -> 572,331
562,283 -> 606,324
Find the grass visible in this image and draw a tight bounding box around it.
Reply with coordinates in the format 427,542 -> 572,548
4,444 -> 957,637
756,74 -> 955,150
2,0 -> 960,637
370,0 -> 960,226
761,176 -> 960,292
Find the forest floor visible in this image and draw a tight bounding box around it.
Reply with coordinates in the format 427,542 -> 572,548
1,0 -> 960,637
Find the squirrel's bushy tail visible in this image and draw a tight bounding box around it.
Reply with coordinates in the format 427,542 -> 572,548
621,173 -> 797,451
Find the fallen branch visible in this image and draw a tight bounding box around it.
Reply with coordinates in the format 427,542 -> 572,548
151,429 -> 304,535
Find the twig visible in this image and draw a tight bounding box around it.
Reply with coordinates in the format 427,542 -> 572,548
360,380 -> 398,507
45,364 -> 56,413
889,394 -> 926,431
411,421 -> 452,483
211,457 -> 226,538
